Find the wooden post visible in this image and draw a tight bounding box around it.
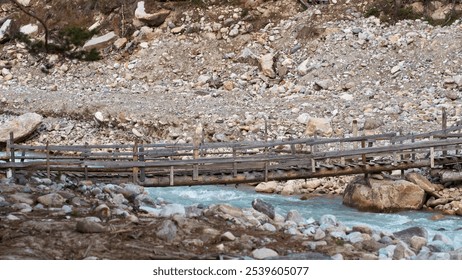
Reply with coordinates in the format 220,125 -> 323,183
232,147 -> 237,178
391,137 -> 397,166
9,132 -> 15,180
361,139 -> 366,164
352,120 -> 358,148
6,132 -> 12,179
139,144 -> 145,182
132,141 -> 139,183
83,142 -> 88,180
311,135 -> 317,172
170,166 -> 174,186
442,107 -> 448,156
430,136 -> 435,168
399,129 -> 404,178
46,141 -> 51,179
193,124 -> 202,181
340,141 -> 345,165
264,161 -> 268,182
352,120 -> 358,162
411,134 -> 416,161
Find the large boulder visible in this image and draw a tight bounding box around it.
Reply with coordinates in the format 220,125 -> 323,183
83,32 -> 118,50
135,1 -> 170,27
0,113 -> 43,144
405,172 -> 441,196
255,181 -> 277,193
0,19 -> 12,42
343,176 -> 426,212
304,118 -> 333,137
259,53 -> 276,79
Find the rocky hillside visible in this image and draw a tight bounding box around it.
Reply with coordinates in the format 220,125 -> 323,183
0,0 -> 461,147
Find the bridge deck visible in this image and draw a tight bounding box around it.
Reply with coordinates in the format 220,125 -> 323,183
2,125 -> 462,186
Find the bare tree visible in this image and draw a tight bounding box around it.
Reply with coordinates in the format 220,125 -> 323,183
8,0 -> 49,52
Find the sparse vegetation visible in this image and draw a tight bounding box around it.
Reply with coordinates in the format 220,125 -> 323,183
365,0 -> 462,25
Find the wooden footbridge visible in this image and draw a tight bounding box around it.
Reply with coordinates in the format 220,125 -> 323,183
2,122 -> 462,187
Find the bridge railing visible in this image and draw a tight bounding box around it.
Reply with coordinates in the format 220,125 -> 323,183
2,124 -> 462,184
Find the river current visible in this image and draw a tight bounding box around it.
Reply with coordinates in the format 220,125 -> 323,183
148,185 -> 462,249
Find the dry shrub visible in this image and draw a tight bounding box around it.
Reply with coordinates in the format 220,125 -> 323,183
296,24 -> 322,40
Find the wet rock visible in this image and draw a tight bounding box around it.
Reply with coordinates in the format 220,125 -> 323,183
120,183 -> 145,199
343,177 -> 426,211
427,240 -> 454,252
255,181 -> 277,193
159,204 -> 185,217
0,113 -> 43,144
314,228 -> 326,240
37,193 -> 65,207
76,220 -> 107,233
393,241 -> 415,260
429,252 -> 451,260
410,236 -> 427,252
156,220 -> 177,242
320,214 -> 338,227
251,198 -> 275,219
285,210 -> 305,224
347,232 -> 364,243
262,223 -> 277,232
251,247 -> 278,259
378,245 -> 396,259
394,226 -> 428,245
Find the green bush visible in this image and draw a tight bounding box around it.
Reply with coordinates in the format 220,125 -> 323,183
15,25 -> 101,61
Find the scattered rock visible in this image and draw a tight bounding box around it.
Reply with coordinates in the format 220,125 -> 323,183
221,231 -> 236,241
304,118 -> 333,137
159,204 -> 185,217
259,53 -> 276,79
255,181 -> 277,193
0,113 -> 43,144
251,247 -> 279,259
76,220 -> 107,233
19,24 -> 38,35
135,1 -> 171,27
37,193 -> 66,207
83,32 -> 118,50
156,220 -> 177,242
251,198 -> 275,219
393,227 -> 428,245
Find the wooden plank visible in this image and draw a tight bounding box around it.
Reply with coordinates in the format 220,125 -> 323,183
139,145 -> 145,182
46,141 -> 51,179
132,141 -> 139,183
9,132 -> 15,180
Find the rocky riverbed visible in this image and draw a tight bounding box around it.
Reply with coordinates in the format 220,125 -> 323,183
1,175 -> 462,260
